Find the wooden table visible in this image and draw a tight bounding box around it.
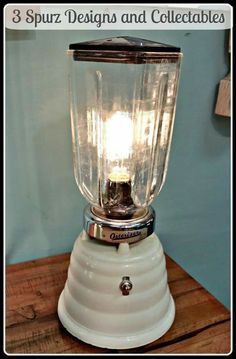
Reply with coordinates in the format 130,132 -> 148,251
5,253 -> 231,354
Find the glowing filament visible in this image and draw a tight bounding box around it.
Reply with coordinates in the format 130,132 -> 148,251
104,112 -> 133,162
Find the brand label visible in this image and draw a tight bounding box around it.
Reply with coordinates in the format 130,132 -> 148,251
110,231 -> 141,240
103,228 -> 148,243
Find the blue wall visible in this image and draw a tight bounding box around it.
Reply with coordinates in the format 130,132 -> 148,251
6,29 -> 231,309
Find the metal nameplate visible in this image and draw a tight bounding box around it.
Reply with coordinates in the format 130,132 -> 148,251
95,226 -> 148,244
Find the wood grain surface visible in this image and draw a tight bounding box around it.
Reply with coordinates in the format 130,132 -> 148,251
5,253 -> 231,354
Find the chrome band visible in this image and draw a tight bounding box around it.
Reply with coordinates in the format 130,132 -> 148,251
83,205 -> 155,244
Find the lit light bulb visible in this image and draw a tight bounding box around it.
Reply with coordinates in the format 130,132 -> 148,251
105,111 -> 133,161
104,111 -> 133,182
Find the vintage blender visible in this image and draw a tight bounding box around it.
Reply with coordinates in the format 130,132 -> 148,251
58,36 -> 182,349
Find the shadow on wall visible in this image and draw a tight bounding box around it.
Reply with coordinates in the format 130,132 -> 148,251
32,118 -> 86,254
6,29 -> 36,41
212,109 -> 230,138
5,28 -> 87,263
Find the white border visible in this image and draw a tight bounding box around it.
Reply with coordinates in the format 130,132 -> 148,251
4,3 -> 232,30
3,3 -> 233,356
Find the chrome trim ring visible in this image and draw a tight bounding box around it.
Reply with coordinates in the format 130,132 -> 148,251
83,205 -> 155,244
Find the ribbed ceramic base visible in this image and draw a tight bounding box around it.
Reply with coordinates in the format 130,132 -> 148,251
58,231 -> 175,349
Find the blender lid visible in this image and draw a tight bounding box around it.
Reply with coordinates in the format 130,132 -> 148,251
69,36 -> 181,53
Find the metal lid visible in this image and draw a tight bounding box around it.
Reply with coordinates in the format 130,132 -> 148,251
69,36 -> 181,53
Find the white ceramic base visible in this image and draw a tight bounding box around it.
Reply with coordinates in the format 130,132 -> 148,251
58,231 -> 175,349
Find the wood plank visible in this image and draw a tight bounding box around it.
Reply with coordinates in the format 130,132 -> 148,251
215,29 -> 231,118
118,295 -> 230,353
215,74 -> 231,117
5,252 -> 230,354
147,321 -> 231,354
